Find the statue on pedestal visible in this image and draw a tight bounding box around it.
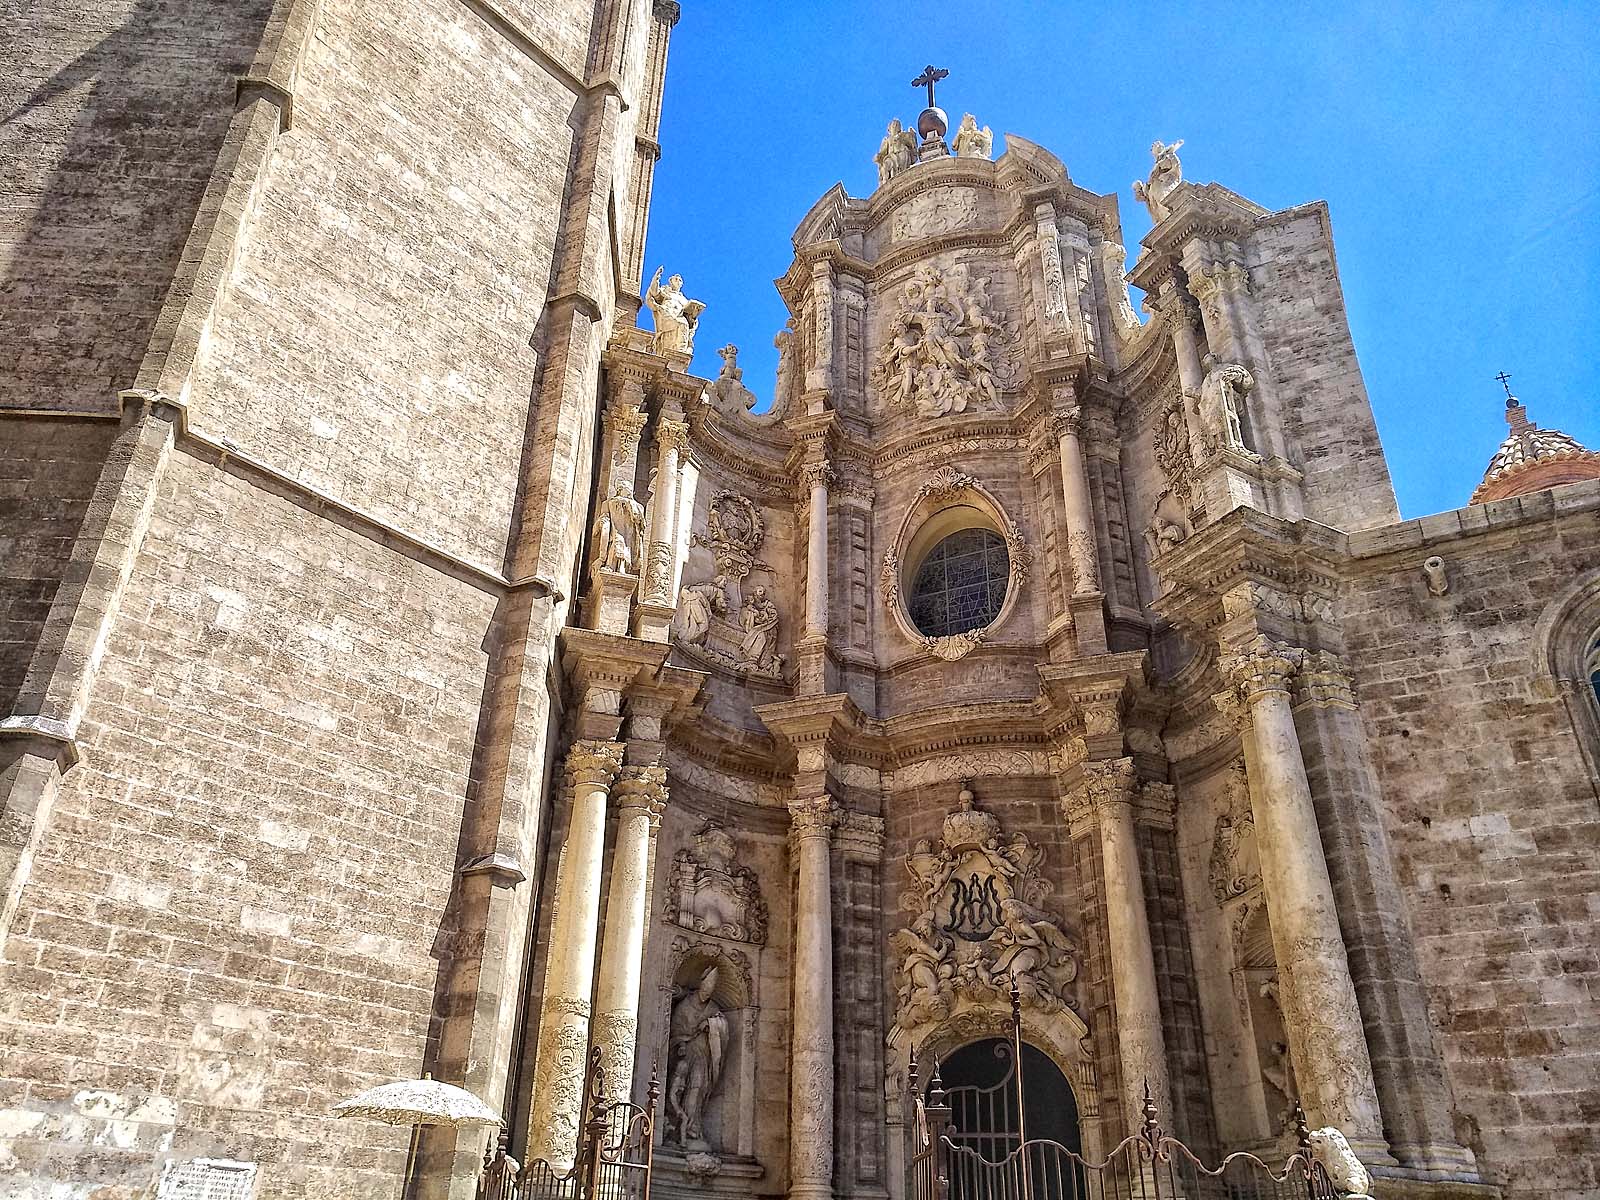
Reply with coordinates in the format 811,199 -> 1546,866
666,967 -> 729,1150
592,481 -> 646,575
646,267 -> 705,356
1133,138 -> 1185,223
875,118 -> 917,185
951,113 -> 993,159
706,344 -> 758,416
1198,353 -> 1254,453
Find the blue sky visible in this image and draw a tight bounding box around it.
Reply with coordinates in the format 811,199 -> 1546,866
643,1 -> 1599,519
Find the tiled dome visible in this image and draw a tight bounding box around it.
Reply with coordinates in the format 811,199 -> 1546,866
1470,397 -> 1600,504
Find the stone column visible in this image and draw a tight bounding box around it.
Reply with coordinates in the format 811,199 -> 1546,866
591,764 -> 667,1103
643,418 -> 688,607
526,739 -> 624,1169
1078,758 -> 1172,1132
1052,407 -> 1100,596
1219,639 -> 1389,1161
788,795 -> 839,1200
802,460 -> 834,639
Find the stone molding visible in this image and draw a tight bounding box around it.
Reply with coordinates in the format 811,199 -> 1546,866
1295,651 -> 1358,711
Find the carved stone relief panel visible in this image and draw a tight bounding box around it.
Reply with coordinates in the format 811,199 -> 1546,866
1208,762 -> 1261,903
873,265 -> 1021,419
674,490 -> 786,680
891,186 -> 978,241
665,821 -> 768,943
889,786 -> 1078,1037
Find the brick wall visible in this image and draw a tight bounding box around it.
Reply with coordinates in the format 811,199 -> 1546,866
0,417 -> 117,713
0,453 -> 499,1197
1343,486 -> 1600,1200
0,1 -> 278,412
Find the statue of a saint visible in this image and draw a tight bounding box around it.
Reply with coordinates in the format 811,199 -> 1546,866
706,344 -> 758,416
1132,138 -> 1185,223
875,118 -> 917,185
1198,353 -> 1254,452
592,481 -> 645,575
951,113 -> 993,160
666,966 -> 729,1149
737,586 -> 779,670
646,267 -> 705,356
674,577 -> 727,646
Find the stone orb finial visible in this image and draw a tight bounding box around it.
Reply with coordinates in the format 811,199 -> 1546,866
917,106 -> 948,142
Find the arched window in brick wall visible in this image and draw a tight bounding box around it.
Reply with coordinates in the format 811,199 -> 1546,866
1534,574 -> 1600,789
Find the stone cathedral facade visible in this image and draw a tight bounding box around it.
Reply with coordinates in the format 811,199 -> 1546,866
2,5 -> 1598,1200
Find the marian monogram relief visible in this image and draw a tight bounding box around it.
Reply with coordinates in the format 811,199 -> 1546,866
874,265 -> 1021,419
890,787 -> 1077,1037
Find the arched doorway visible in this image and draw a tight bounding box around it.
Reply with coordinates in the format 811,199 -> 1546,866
936,1038 -> 1082,1159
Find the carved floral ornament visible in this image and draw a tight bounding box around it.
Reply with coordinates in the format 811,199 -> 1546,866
890,786 -> 1078,1038
1208,760 -> 1261,904
879,467 -> 1030,661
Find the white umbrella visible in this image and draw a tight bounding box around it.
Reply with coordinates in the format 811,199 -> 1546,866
333,1077 -> 503,1128
333,1076 -> 503,1186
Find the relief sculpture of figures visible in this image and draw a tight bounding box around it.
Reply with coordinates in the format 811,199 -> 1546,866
1198,353 -> 1255,453
673,577 -> 727,645
951,113 -> 993,159
666,967 -> 729,1151
875,117 -> 918,185
873,265 -> 1019,418
592,481 -> 646,575
737,585 -> 780,672
646,266 -> 706,356
1133,138 -> 1184,222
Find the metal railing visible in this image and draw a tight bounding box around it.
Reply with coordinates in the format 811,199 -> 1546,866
479,1050 -> 658,1200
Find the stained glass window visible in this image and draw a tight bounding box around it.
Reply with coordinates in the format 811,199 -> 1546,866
908,527 -> 1009,638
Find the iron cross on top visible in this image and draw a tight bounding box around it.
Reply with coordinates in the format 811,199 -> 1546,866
912,64 -> 950,108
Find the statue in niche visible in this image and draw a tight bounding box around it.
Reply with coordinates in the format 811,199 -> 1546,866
1198,353 -> 1255,454
770,320 -> 798,421
666,966 -> 729,1150
1133,138 -> 1185,223
666,822 -> 767,943
646,267 -> 706,356
707,344 -> 759,417
592,481 -> 646,575
951,113 -> 993,159
1255,977 -> 1300,1129
890,786 -> 1077,1036
673,577 -> 728,646
873,265 -> 1019,418
737,586 -> 781,672
875,118 -> 918,185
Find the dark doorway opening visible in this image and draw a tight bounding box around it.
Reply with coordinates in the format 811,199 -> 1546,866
935,1038 -> 1081,1158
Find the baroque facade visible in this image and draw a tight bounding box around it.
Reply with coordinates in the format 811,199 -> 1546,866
2,7 -> 1598,1200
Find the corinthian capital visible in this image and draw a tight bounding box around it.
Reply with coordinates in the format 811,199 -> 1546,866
656,419 -> 690,453
566,739 -> 624,787
787,795 -> 840,842
1051,407 -> 1083,440
1080,756 -> 1138,817
1220,636 -> 1306,703
1297,650 -> 1357,710
800,460 -> 836,491
612,765 -> 669,822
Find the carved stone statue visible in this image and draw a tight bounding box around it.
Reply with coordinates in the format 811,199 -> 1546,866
951,113 -> 993,159
875,118 -> 917,185
891,914 -> 956,1027
666,967 -> 729,1149
1098,240 -> 1143,338
1198,353 -> 1254,453
737,586 -> 780,671
769,320 -> 798,421
646,267 -> 705,356
873,265 -> 1019,418
673,577 -> 727,646
592,481 -> 646,575
1309,1127 -> 1375,1199
1133,138 -> 1184,223
707,344 -> 758,416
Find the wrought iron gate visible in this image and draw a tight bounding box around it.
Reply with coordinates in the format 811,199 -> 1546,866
479,1049 -> 657,1200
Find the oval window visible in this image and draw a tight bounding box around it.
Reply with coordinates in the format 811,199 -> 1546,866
907,527 -> 1010,638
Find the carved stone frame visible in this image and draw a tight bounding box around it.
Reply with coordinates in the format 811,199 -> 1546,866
880,469 -> 1030,661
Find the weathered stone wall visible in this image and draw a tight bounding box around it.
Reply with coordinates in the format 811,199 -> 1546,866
0,1 -> 278,412
0,453 -> 498,1196
1246,205 -> 1399,534
0,417 -> 117,713
1342,483 -> 1600,1200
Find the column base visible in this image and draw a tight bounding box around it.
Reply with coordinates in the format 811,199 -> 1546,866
794,634 -> 829,696
788,1183 -> 834,1200
631,599 -> 675,642
585,567 -> 638,634
1068,591 -> 1108,655
1379,1142 -> 1485,1182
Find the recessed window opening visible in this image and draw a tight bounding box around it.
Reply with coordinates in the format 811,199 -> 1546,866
907,526 -> 1009,638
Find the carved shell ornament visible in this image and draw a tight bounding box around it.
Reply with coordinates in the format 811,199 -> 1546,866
873,265 -> 1022,419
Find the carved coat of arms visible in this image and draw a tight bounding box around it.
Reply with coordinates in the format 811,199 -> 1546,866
665,822 -> 767,943
891,788 -> 1076,1034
